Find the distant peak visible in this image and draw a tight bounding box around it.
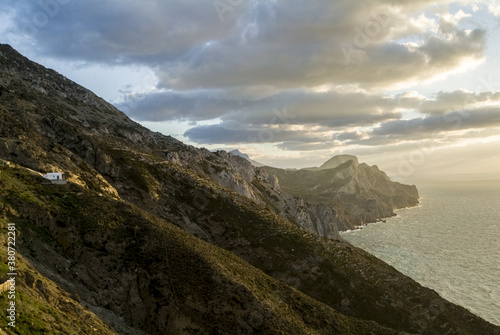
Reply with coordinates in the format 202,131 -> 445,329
229,149 -> 250,160
319,155 -> 359,170
229,149 -> 264,167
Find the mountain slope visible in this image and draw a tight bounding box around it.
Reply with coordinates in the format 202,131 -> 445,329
1,44 -> 499,335
0,226 -> 119,334
0,162 -> 401,335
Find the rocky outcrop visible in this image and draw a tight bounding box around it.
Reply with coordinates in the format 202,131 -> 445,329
157,146 -> 343,238
203,149 -> 418,235
263,154 -> 419,231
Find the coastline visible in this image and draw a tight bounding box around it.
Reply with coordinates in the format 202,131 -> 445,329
341,185 -> 500,326
340,201 -> 423,235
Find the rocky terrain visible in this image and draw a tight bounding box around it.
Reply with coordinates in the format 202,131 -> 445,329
264,155 -> 420,231
1,43 -> 499,334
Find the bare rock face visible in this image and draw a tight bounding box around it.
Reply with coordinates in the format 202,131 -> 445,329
155,146 -> 343,239
263,156 -> 419,231
193,147 -> 418,237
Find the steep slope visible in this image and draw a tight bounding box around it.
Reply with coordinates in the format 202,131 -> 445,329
0,230 -> 119,334
1,44 -> 499,335
264,156 -> 419,230
0,163 -> 402,335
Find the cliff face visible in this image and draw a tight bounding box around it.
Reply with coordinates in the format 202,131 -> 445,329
264,156 -> 419,230
1,44 -> 499,335
161,143 -> 345,239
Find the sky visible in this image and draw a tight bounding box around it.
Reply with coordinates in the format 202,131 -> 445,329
2,0 -> 500,183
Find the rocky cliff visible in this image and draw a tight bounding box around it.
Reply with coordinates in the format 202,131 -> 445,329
264,155 -> 419,230
164,148 -> 344,239
1,44 -> 499,335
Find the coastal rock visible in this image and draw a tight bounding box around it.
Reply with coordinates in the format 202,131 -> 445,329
263,157 -> 419,230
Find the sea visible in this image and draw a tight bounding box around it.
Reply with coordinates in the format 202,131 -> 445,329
341,178 -> 500,326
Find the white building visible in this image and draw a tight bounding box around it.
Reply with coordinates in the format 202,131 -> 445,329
43,172 -> 63,181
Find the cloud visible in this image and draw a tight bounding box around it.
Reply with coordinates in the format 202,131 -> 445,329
419,90 -> 500,115
219,90 -> 403,127
7,0 -> 240,64
184,122 -> 328,145
373,107 -> 500,136
418,28 -> 485,68
135,86 -> 500,151
119,87 -> 403,126
277,141 -> 338,151
3,0 -> 498,169
488,3 -> 500,18
6,0 -> 487,92
116,89 -> 244,122
152,2 -> 486,91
